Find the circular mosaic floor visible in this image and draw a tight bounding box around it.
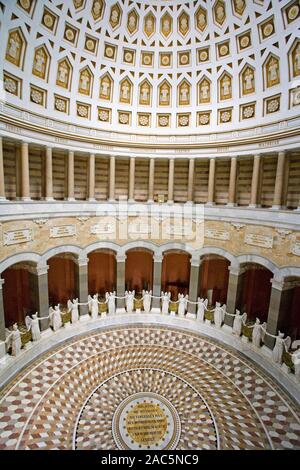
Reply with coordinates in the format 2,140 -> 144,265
0,324 -> 299,450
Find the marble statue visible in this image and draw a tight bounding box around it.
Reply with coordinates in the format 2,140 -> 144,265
161,292 -> 171,315
291,348 -> 300,381
49,305 -> 62,332
100,76 -> 111,99
197,298 -> 208,322
214,302 -> 226,328
25,313 -> 41,341
67,299 -> 79,323
125,290 -> 135,313
105,291 -> 116,315
88,294 -> 99,319
252,318 -> 266,348
142,290 -> 152,313
140,83 -> 150,104
232,310 -> 247,336
272,332 -> 291,365
178,294 -> 188,317
79,70 -> 91,93
10,323 -> 22,356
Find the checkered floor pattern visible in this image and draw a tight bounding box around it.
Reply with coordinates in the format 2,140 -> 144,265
0,325 -> 299,450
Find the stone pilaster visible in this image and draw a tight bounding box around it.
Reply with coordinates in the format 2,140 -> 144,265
75,258 -> 89,315
0,137 -> 6,201
272,151 -> 286,209
21,142 -> 31,201
45,146 -> 54,201
67,150 -> 75,201
128,157 -> 135,202
265,277 -> 293,348
249,154 -> 261,208
207,158 -> 215,205
187,159 -> 195,203
0,279 -> 5,358
187,257 -> 200,316
152,255 -> 163,310
30,266 -> 50,331
88,153 -> 95,201
227,157 -> 237,206
167,158 -> 174,204
148,158 -> 155,203
109,155 -> 116,202
225,266 -> 243,326
116,254 -> 126,309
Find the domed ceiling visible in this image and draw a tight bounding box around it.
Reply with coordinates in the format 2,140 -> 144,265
1,0 -> 300,134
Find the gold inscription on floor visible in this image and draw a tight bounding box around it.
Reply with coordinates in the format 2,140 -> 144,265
125,402 -> 167,446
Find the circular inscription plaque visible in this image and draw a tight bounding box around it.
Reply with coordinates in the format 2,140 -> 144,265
112,392 -> 181,450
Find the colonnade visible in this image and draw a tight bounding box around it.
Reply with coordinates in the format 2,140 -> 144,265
0,137 -> 297,209
1,249 -> 299,350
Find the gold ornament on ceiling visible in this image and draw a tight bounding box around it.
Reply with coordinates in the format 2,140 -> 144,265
233,0 -> 246,16
198,78 -> 211,104
144,12 -> 155,38
127,9 -> 138,35
195,6 -> 207,33
78,68 -> 93,96
178,80 -> 191,106
219,73 -> 232,100
119,78 -> 132,104
99,74 -> 113,101
139,80 -> 152,106
109,3 -> 122,30
32,46 -> 49,80
291,41 -> 300,78
91,0 -> 105,22
265,55 -> 280,88
159,81 -> 171,107
56,59 -> 72,90
178,11 -> 189,37
214,1 -> 226,27
5,29 -> 25,68
161,12 -> 172,39
241,66 -> 255,96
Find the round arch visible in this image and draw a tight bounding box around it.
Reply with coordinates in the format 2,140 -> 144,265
237,254 -> 277,274
40,245 -> 84,265
84,241 -> 120,257
0,252 -> 41,275
158,242 -> 195,257
198,246 -> 239,269
120,240 -> 158,257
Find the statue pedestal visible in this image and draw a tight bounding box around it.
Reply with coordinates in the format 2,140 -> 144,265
241,335 -> 249,344
186,312 -> 196,320
0,341 -> 6,360
205,319 -> 211,326
136,308 -> 141,314
101,312 -> 107,318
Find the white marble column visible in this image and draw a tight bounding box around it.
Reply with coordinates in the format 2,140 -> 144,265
30,266 -> 50,331
187,257 -> 200,317
21,142 -> 31,201
227,157 -> 237,207
45,147 -> 54,201
148,158 -> 155,203
109,155 -> 116,202
207,158 -> 215,205
88,153 -> 95,201
0,279 -> 6,359
187,159 -> 195,203
67,150 -> 75,201
272,151 -> 286,209
265,277 -> 292,349
249,154 -> 261,208
225,266 -> 244,326
167,158 -> 174,204
152,255 -> 163,310
0,137 -> 6,201
116,254 -> 126,310
128,157 -> 135,203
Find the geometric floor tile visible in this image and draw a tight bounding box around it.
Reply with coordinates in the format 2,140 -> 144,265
0,325 -> 299,450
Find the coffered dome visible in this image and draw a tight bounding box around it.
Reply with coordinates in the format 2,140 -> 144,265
1,0 -> 300,135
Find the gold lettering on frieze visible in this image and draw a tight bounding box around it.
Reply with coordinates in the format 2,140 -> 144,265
259,140 -> 279,148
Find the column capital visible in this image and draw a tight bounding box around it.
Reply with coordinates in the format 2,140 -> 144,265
228,265 -> 243,276
190,255 -> 200,267
77,257 -> 89,267
153,254 -> 163,263
116,254 -> 127,263
270,277 -> 285,291
35,265 -> 49,276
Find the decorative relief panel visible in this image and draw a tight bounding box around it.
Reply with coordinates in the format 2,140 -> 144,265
50,225 -> 76,238
205,229 -> 230,241
6,29 -> 26,68
245,233 -> 274,248
3,229 -> 32,246
290,240 -> 300,256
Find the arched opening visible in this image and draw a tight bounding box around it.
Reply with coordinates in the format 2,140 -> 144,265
47,254 -> 77,306
237,263 -> 273,322
279,277 -> 300,340
88,249 -> 116,295
2,262 -> 39,327
161,250 -> 190,300
198,255 -> 230,305
125,248 -> 153,294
